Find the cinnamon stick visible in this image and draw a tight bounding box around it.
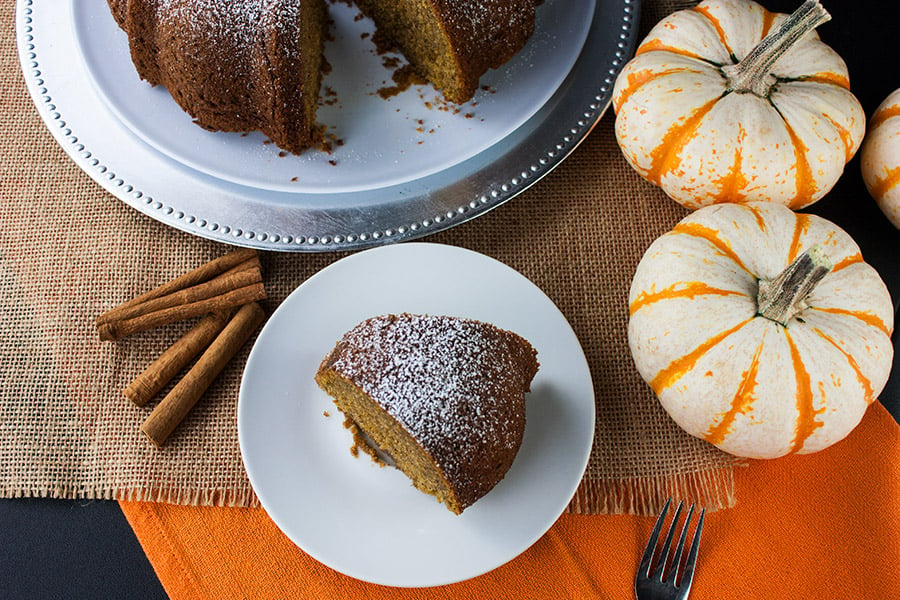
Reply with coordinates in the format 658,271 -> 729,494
124,311 -> 233,407
140,302 -> 266,447
98,282 -> 266,341
99,265 -> 262,325
96,248 -> 257,325
224,255 -> 262,277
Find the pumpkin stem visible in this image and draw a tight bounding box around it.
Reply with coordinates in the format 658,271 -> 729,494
757,244 -> 832,326
722,0 -> 831,97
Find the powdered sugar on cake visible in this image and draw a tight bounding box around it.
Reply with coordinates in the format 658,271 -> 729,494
153,0 -> 303,59
325,313 -> 538,489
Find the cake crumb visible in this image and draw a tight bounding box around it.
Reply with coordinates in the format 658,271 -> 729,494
316,128 -> 344,154
381,55 -> 401,70
376,64 -> 427,99
343,417 -> 387,466
321,86 -> 339,107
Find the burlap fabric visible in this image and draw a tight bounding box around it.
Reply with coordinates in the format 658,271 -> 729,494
0,0 -> 740,514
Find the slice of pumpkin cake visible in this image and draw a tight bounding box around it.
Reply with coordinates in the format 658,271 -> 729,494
315,313 -> 538,514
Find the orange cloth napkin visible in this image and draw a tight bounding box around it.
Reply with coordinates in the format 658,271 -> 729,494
121,402 -> 900,599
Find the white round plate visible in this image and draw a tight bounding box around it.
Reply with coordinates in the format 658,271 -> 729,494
238,243 -> 595,587
72,0 -> 594,194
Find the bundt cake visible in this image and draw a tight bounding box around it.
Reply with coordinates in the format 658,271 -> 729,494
106,0 -> 538,154
106,0 -> 328,154
315,314 -> 539,514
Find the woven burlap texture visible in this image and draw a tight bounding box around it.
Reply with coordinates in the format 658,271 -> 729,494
0,0 -> 740,514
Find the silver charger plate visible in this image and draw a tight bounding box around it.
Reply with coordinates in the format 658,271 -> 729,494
16,0 -> 641,252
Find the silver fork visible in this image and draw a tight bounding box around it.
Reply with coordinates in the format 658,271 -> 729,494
634,498 -> 705,600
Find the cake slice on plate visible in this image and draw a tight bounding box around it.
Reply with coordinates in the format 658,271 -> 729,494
315,313 -> 539,514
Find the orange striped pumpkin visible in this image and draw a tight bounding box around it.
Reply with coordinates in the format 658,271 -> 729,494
628,202 -> 893,458
860,88 -> 900,228
613,0 -> 865,210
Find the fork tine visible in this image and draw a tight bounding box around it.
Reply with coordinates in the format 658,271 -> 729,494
679,507 -> 705,592
638,498 -> 671,577
664,503 -> 695,583
651,500 -> 684,580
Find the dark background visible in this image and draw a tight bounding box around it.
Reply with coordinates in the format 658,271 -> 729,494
2,1 -> 898,598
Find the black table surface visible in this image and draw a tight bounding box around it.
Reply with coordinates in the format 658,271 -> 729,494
2,1 -> 898,598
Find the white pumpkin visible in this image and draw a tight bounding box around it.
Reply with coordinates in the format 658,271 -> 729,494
613,0 -> 865,210
628,202 -> 893,458
860,88 -> 900,228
